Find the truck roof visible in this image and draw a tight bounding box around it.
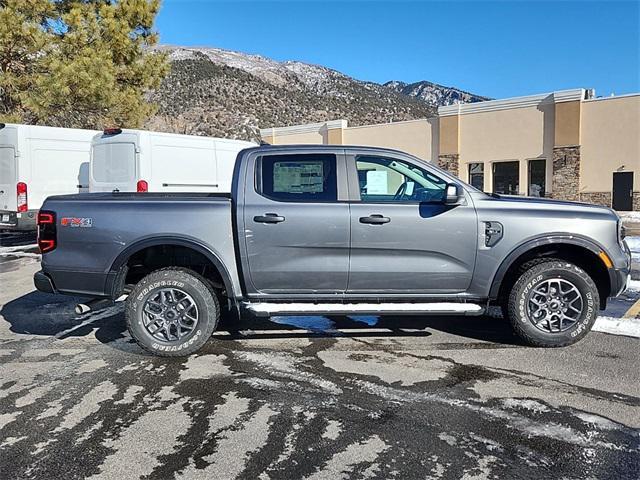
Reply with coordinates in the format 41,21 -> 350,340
249,143 -> 426,159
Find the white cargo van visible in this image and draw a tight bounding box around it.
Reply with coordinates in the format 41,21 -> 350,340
0,123 -> 98,230
89,129 -> 256,193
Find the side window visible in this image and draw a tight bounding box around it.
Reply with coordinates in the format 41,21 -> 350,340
258,153 -> 337,202
356,155 -> 447,203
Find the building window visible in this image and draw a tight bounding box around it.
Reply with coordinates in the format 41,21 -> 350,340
468,163 -> 484,191
528,159 -> 546,197
492,161 -> 520,195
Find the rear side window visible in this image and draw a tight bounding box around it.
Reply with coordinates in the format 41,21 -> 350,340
92,143 -> 136,183
258,154 -> 337,202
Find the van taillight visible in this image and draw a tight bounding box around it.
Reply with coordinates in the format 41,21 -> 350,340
137,180 -> 148,192
17,182 -> 28,212
37,210 -> 56,253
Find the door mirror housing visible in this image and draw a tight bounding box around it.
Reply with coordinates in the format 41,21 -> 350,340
444,183 -> 461,204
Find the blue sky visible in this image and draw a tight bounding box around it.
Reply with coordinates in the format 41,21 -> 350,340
157,1 -> 640,99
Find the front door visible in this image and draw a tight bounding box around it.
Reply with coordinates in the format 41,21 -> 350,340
347,153 -> 478,294
612,171 -> 633,211
243,151 -> 350,295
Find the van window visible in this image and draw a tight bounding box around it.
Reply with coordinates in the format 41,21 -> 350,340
92,143 -> 136,183
258,154 -> 337,202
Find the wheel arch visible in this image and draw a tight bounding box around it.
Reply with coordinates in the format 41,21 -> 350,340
490,234 -> 614,309
107,236 -> 237,302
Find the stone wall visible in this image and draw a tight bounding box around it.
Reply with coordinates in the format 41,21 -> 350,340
438,154 -> 459,177
551,146 -> 580,201
579,192 -> 611,207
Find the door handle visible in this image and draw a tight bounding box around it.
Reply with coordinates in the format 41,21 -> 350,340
254,213 -> 285,224
359,214 -> 390,225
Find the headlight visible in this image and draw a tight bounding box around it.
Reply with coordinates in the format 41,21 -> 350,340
618,220 -> 626,242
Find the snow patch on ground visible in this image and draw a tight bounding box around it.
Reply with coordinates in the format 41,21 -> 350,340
619,212 -> 640,220
593,316 -> 640,338
625,236 -> 640,255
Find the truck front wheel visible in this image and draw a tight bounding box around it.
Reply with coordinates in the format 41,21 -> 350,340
506,259 -> 599,347
125,267 -> 220,356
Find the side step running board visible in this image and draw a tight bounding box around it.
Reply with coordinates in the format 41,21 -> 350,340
244,302 -> 484,317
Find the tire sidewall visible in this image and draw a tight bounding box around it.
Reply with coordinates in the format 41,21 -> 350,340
511,263 -> 598,345
126,270 -> 218,355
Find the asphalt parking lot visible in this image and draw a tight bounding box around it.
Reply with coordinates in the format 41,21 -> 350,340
1,233 -> 639,479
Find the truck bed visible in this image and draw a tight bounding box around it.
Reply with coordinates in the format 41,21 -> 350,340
45,192 -> 232,202
39,192 -> 239,297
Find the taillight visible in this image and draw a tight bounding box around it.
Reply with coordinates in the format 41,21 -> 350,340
17,182 -> 28,212
137,180 -> 148,192
37,210 -> 56,253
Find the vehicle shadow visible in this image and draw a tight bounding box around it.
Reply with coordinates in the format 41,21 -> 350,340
220,311 -> 521,346
1,291 -> 520,348
0,291 -> 127,346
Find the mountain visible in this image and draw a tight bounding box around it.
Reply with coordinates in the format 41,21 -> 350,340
384,80 -> 490,106
146,46 -> 487,141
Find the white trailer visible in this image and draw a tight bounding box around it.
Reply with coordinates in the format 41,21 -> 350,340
0,123 -> 98,230
89,128 -> 256,194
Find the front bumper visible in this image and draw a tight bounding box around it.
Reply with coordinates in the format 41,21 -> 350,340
610,267 -> 631,297
609,240 -> 632,298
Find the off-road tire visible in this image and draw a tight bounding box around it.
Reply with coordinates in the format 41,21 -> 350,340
126,267 -> 220,357
498,257 -> 556,320
506,259 -> 599,347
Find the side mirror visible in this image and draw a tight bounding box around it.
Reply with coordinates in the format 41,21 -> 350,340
444,183 -> 461,204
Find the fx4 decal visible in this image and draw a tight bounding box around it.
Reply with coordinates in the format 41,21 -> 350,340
60,217 -> 93,228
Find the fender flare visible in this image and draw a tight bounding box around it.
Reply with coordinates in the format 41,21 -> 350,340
489,233 -> 611,299
107,235 -> 237,300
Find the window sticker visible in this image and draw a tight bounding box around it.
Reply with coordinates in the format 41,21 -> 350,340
366,170 -> 388,194
273,161 -> 324,193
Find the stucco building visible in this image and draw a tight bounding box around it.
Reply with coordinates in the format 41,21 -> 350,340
260,89 -> 640,210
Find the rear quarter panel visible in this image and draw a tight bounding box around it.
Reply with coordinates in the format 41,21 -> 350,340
41,194 -> 240,298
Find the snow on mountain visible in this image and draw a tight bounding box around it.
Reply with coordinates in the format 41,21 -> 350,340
384,80 -> 490,106
147,46 -> 487,141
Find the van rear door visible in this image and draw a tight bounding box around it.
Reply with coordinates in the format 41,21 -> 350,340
0,126 -> 18,217
90,137 -> 137,192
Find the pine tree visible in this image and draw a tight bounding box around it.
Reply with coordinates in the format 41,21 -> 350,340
0,0 -> 169,128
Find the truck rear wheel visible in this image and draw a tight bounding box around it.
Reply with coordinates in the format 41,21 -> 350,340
125,267 -> 219,356
506,259 -> 599,347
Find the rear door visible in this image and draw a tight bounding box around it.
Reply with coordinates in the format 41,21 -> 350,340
347,152 -> 478,294
90,135 -> 137,192
0,126 -> 18,214
242,150 -> 350,295
29,138 -> 92,208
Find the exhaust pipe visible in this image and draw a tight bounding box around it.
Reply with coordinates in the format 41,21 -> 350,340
75,298 -> 114,315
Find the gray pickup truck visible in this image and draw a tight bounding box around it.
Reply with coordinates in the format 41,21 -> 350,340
34,145 -> 631,356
